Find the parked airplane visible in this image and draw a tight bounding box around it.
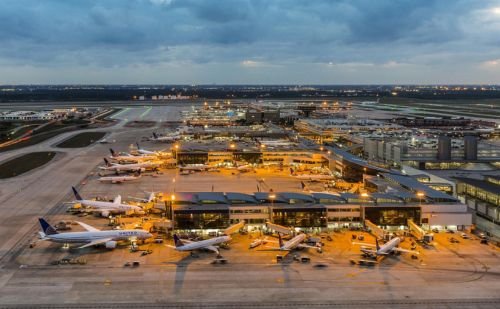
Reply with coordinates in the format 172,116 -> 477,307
261,233 -> 322,253
355,237 -> 419,259
249,237 -> 268,249
149,132 -> 181,142
38,218 -> 152,249
128,191 -> 157,203
237,164 -> 254,172
109,148 -> 156,163
100,158 -> 159,173
294,174 -> 335,181
99,171 -> 141,184
168,234 -> 231,255
136,143 -> 157,155
179,164 -> 210,171
71,187 -> 145,217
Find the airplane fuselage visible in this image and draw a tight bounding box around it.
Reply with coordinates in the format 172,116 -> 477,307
175,235 -> 231,252
79,199 -> 143,214
46,230 -> 151,244
377,237 -> 401,255
282,233 -> 308,250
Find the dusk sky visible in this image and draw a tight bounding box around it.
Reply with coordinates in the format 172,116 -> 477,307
2,0 -> 500,84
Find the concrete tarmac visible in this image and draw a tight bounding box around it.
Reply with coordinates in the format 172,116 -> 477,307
0,105 -> 499,308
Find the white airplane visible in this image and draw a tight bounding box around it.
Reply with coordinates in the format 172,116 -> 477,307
99,172 -> 141,184
249,237 -> 268,249
294,174 -> 335,181
128,191 -> 157,204
100,158 -> 159,173
261,233 -> 322,253
237,164 -> 254,172
71,187 -> 145,217
179,164 -> 210,171
38,218 -> 152,249
355,237 -> 419,259
149,132 -> 181,142
169,234 -> 231,255
109,148 -> 156,163
135,143 -> 157,155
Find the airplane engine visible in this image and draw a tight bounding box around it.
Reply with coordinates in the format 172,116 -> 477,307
140,168 -> 146,172
105,241 -> 117,249
101,211 -> 110,218
136,210 -> 146,215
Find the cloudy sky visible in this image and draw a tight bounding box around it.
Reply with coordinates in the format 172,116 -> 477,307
1,0 -> 500,84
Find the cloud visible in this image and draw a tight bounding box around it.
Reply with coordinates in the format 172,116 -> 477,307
0,0 -> 500,83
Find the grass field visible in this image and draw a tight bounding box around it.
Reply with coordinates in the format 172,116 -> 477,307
56,131 -> 106,148
0,152 -> 57,179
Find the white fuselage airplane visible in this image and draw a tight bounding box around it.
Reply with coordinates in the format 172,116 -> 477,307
262,233 -> 322,252
71,187 -> 144,217
100,158 -> 159,173
135,143 -> 157,155
357,237 -> 419,259
179,164 -> 210,171
109,148 -> 156,163
170,234 -> 231,255
294,174 -> 335,180
38,218 -> 152,249
99,173 -> 141,184
149,132 -> 181,142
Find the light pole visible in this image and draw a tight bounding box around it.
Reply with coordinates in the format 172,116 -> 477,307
269,194 -> 276,223
417,192 -> 425,206
170,194 -> 176,232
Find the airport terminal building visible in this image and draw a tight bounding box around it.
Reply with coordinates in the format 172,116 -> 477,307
164,189 -> 471,233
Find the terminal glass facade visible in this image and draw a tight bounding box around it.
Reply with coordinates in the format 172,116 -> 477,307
272,208 -> 327,228
174,209 -> 230,230
364,207 -> 420,226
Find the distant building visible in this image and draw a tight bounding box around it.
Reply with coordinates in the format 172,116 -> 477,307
245,108 -> 280,124
0,110 -> 59,121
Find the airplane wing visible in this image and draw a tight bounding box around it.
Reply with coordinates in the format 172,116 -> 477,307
360,248 -> 379,254
392,247 -> 419,254
78,238 -> 114,249
205,245 -> 219,253
297,243 -> 320,249
352,242 -> 376,247
257,246 -> 288,251
76,221 -> 100,232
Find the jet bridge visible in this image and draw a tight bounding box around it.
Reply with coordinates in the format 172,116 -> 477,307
265,221 -> 294,236
408,219 -> 433,243
223,220 -> 246,235
364,220 -> 387,240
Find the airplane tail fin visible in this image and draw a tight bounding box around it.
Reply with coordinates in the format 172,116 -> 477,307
103,158 -> 112,167
173,234 -> 184,247
72,186 -> 83,201
136,142 -> 140,150
148,192 -> 155,203
38,218 -> 58,236
278,233 -> 284,248
152,132 -> 158,139
109,148 -> 117,157
375,238 -> 380,251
